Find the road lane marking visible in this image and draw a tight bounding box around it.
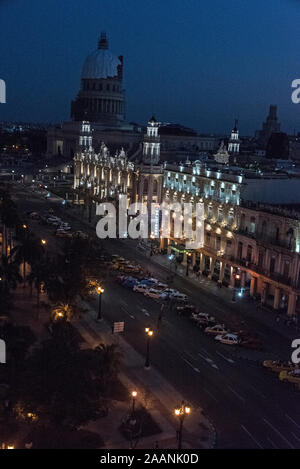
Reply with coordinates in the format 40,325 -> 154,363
263,418 -> 294,449
241,425 -> 263,449
216,351 -> 235,364
285,414 -> 300,430
198,352 -> 219,370
182,357 -> 200,373
141,308 -> 150,316
121,306 -> 135,320
227,385 -> 245,402
203,388 -> 219,403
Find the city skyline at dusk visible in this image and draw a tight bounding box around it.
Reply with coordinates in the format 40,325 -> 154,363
1,0 -> 300,134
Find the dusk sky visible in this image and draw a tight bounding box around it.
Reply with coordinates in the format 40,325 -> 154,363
1,0 -> 300,135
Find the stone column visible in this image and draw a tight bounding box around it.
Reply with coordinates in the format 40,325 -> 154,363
219,261 -> 225,283
200,253 -> 205,272
208,257 -> 215,280
229,267 -> 235,288
273,287 -> 281,310
250,276 -> 257,296
261,282 -> 268,305
287,292 -> 297,316
240,271 -> 246,288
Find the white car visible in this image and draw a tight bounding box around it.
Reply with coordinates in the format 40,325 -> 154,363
169,292 -> 188,302
144,288 -> 163,299
59,224 -> 71,231
133,284 -> 150,294
155,283 -> 168,291
205,324 -> 228,336
215,333 -> 239,345
161,288 -> 180,297
191,312 -> 215,324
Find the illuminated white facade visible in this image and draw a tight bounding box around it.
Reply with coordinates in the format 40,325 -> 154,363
228,119 -> 240,154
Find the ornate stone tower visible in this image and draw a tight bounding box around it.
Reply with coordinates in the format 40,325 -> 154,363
142,116 -> 161,164
71,33 -> 125,126
228,119 -> 240,154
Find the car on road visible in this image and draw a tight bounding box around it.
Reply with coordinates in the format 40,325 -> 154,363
133,284 -> 150,294
263,360 -> 295,373
55,229 -> 72,238
191,312 -> 216,326
144,288 -> 163,299
59,223 -> 71,231
205,324 -> 228,336
28,211 -> 40,220
72,231 -> 89,240
154,282 -> 168,291
215,333 -> 239,345
122,277 -> 138,289
279,369 -> 300,387
122,264 -> 141,274
168,292 -> 188,302
139,279 -> 158,288
176,304 -> 197,316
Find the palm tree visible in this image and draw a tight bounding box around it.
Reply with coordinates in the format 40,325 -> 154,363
0,255 -> 22,294
11,233 -> 44,285
27,260 -> 49,309
0,189 -> 19,257
93,343 -> 123,390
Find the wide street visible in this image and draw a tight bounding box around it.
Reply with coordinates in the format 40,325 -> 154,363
11,183 -> 300,449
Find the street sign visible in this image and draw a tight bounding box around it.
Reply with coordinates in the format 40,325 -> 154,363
113,321 -> 125,334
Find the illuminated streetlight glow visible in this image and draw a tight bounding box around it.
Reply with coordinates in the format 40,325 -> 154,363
174,401 -> 191,449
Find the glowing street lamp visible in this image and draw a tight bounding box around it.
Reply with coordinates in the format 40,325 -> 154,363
131,391 -> 137,415
97,285 -> 104,321
41,239 -> 46,246
144,328 -> 153,369
174,401 -> 191,449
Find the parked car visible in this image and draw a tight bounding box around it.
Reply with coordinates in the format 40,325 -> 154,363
55,230 -> 72,238
279,369 -> 300,387
176,304 -> 196,316
28,211 -> 40,220
215,333 -> 239,345
191,312 -> 216,327
72,230 -> 89,240
122,277 -> 139,289
59,223 -> 71,231
144,288 -> 163,299
154,282 -> 168,291
123,265 -> 141,274
263,360 -> 295,373
168,292 -> 188,302
205,324 -> 228,336
133,284 -> 150,294
139,279 -> 158,287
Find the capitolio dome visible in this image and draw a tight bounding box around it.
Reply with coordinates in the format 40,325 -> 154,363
81,32 -> 121,80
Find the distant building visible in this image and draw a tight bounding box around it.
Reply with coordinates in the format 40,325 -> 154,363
266,132 -> 289,159
256,105 -> 281,148
71,32 -> 125,126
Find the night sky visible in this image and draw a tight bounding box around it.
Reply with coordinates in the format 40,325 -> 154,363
1,0 -> 300,135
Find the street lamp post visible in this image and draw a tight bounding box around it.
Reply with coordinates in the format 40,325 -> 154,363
144,327 -> 153,369
174,401 -> 191,450
131,391 -> 137,415
97,285 -> 104,321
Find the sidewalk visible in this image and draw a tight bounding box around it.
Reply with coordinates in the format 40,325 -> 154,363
74,298 -> 216,449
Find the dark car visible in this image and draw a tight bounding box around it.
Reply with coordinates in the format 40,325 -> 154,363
176,304 -> 196,317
